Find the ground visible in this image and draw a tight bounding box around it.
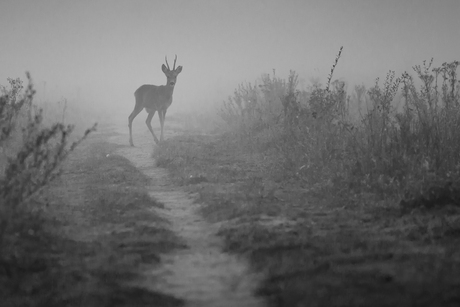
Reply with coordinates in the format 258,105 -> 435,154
153,122 -> 460,307
2,121 -> 185,306
2,116 -> 460,307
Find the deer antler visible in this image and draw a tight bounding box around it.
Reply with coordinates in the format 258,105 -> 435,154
165,55 -> 178,70
165,56 -> 170,70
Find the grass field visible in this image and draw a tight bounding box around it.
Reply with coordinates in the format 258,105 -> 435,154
2,54 -> 460,306
0,114 -> 185,306
154,131 -> 460,306
153,55 -> 460,306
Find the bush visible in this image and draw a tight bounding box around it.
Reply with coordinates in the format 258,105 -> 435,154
219,49 -> 460,208
0,73 -> 96,281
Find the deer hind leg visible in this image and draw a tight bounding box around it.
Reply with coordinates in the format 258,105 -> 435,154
128,104 -> 143,146
146,111 -> 160,144
158,109 -> 167,142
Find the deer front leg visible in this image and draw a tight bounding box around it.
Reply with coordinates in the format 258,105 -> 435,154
128,105 -> 143,146
146,111 -> 160,144
159,109 -> 166,142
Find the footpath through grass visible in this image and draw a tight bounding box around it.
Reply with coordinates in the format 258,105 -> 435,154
1,128 -> 185,307
155,132 -> 460,307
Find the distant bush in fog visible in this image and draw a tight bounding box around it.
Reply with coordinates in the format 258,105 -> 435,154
219,48 -> 460,206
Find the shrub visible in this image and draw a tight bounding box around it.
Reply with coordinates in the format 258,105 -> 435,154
0,73 -> 96,278
219,49 -> 460,206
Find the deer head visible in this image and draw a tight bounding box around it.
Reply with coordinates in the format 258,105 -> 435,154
162,55 -> 183,86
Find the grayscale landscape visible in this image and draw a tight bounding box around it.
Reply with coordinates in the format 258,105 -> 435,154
1,1 -> 460,306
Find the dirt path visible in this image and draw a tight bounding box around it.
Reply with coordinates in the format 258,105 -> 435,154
109,124 -> 265,307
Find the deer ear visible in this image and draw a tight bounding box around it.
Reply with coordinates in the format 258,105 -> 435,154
162,64 -> 168,72
175,66 -> 183,73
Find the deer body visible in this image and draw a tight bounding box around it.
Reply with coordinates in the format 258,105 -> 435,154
128,55 -> 182,146
135,84 -> 173,113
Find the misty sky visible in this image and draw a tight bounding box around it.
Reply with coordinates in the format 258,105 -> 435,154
1,0 -> 459,115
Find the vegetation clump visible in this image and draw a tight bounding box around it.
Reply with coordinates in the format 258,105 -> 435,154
0,74 -> 95,305
219,50 -> 460,212
155,49 -> 460,306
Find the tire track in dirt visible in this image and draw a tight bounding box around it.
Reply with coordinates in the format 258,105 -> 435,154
109,125 -> 265,307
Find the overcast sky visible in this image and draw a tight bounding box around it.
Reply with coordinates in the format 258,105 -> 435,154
1,0 -> 459,115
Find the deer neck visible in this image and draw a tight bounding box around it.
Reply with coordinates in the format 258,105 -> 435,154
164,82 -> 176,95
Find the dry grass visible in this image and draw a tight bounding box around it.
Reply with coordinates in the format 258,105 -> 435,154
154,52 -> 460,306
155,132 -> 460,306
218,53 -> 460,205
1,75 -> 184,306
1,132 -> 185,307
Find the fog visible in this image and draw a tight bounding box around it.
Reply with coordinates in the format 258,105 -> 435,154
1,0 -> 459,123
